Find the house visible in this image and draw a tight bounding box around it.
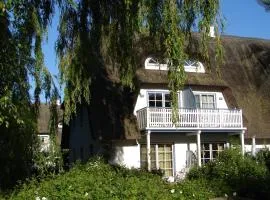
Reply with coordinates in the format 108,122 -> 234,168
37,103 -> 63,152
61,34 -> 270,179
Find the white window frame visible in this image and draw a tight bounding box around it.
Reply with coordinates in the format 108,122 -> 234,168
144,57 -> 168,70
144,57 -> 205,73
184,60 -> 205,73
193,92 -> 217,109
140,144 -> 174,177
201,143 -> 226,164
147,91 -> 172,108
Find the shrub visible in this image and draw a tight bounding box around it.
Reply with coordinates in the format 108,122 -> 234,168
187,148 -> 270,199
4,157 -> 215,200
255,148 -> 270,171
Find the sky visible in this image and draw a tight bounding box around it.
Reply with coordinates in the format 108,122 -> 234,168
40,0 -> 270,101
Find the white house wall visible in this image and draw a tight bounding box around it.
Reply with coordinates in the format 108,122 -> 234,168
69,106 -> 99,162
110,132 -> 231,178
245,144 -> 270,153
110,144 -> 140,168
133,89 -> 228,115
38,134 -> 50,152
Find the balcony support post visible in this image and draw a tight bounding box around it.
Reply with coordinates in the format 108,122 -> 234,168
146,130 -> 151,171
196,130 -> 202,167
240,130 -> 245,155
252,136 -> 256,156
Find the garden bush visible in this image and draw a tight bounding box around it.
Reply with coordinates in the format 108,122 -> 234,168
2,157 -> 216,200
255,148 -> 270,171
187,148 -> 270,199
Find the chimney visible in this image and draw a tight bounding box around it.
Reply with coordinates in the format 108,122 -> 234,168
56,99 -> 61,106
209,26 -> 215,38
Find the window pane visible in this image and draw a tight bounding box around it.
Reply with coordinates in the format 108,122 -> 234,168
203,144 -> 210,150
195,95 -> 200,108
149,93 -> 155,101
151,161 -> 156,169
202,95 -> 207,103
158,145 -> 164,152
208,95 -> 214,103
165,94 -> 171,101
164,161 -> 172,168
156,101 -> 162,107
218,144 -> 224,151
165,145 -> 172,152
149,101 -> 155,107
156,93 -> 162,100
159,153 -> 164,160
165,169 -> 172,177
212,151 -> 218,159
165,101 -> 171,107
212,144 -> 218,150
202,151 -> 210,158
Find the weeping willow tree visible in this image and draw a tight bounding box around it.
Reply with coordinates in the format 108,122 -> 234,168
0,0 -> 59,189
257,0 -> 270,11
57,0 -> 224,123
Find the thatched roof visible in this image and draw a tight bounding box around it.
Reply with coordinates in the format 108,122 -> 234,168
37,104 -> 51,134
37,104 -> 63,144
64,34 -> 270,141
135,35 -> 270,139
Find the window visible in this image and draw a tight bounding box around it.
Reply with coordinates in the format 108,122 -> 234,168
184,60 -> 205,73
195,94 -> 216,109
144,57 -> 205,73
144,57 -> 168,70
201,143 -> 225,164
141,144 -> 173,177
148,92 -> 172,108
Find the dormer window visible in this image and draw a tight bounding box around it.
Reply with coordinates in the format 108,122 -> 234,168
144,57 -> 205,73
184,60 -> 205,73
144,57 -> 168,70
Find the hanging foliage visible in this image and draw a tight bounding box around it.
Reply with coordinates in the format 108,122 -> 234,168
0,0 -> 59,189
57,0 -> 224,123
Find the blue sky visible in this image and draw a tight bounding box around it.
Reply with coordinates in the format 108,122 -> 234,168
221,0 -> 270,39
40,0 -> 270,101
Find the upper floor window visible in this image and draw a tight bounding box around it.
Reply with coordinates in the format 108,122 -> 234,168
144,57 -> 205,73
184,60 -> 205,73
195,94 -> 216,109
145,57 -> 168,70
148,92 -> 171,107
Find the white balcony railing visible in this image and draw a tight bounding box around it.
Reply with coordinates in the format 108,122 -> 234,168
136,107 -> 243,130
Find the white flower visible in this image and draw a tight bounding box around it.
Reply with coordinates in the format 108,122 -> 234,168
233,192 -> 237,196
85,192 -> 89,196
170,189 -> 175,194
179,190 -> 183,194
224,193 -> 228,197
35,197 -> 40,200
42,197 -> 47,200
192,194 -> 195,197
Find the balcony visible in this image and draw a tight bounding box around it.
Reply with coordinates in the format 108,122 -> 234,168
136,107 -> 243,130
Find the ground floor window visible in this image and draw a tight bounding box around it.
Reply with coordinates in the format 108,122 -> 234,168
140,144 -> 173,177
201,143 -> 225,164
